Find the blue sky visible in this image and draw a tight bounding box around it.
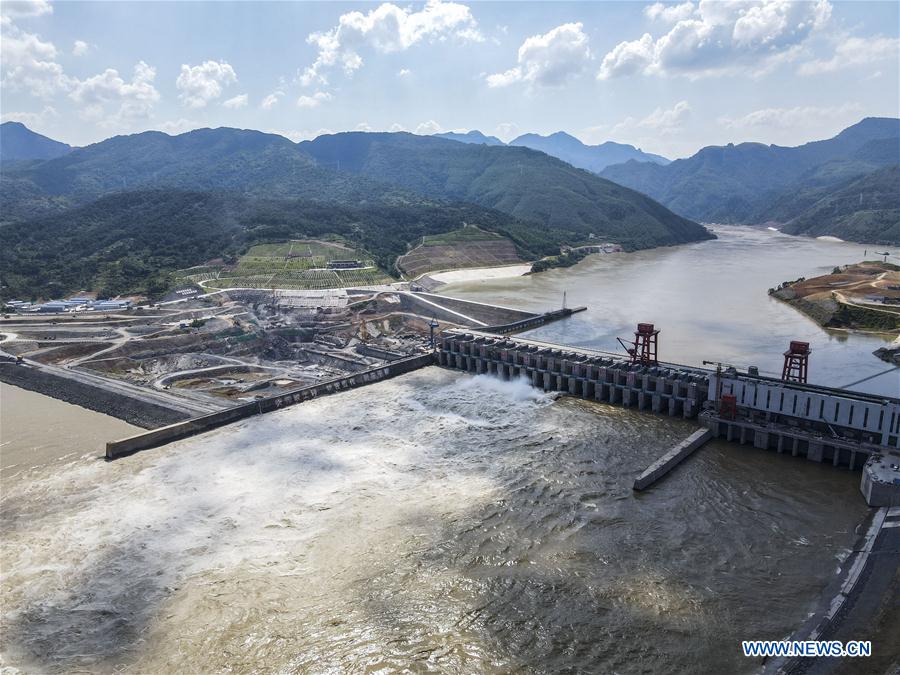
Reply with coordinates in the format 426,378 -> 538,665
2,0 -> 898,158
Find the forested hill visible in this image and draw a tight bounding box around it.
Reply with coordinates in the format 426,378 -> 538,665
778,166 -> 900,244
599,117 -> 900,241
0,127 -> 417,221
298,132 -> 710,250
0,190 -> 534,300
2,126 -> 712,250
0,121 -> 72,162
1,124 -> 713,300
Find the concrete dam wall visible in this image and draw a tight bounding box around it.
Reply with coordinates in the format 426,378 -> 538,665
437,330 -> 900,493
438,330 -> 709,419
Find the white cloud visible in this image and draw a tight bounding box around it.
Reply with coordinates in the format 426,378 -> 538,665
599,0 -> 832,79
612,100 -> 692,136
260,92 -> 282,110
176,60 -> 237,108
718,102 -> 862,131
1,104 -> 58,128
355,122 -> 373,131
798,35 -> 900,75
296,91 -> 332,108
153,118 -> 206,136
0,22 -> 70,97
72,39 -> 89,56
300,0 -> 481,86
487,22 -> 591,88
223,93 -> 248,109
390,122 -> 406,132
644,2 -> 696,24
268,127 -> 334,142
397,68 -> 411,77
415,119 -> 442,134
69,61 -> 159,124
0,0 -> 52,23
597,33 -> 655,80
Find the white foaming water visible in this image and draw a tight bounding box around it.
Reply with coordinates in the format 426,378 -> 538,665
1,368 -> 868,673
455,373 -> 555,403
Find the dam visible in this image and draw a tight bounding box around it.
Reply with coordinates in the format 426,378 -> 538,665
438,329 -> 900,505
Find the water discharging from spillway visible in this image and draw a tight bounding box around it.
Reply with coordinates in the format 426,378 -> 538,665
1,369 -> 867,673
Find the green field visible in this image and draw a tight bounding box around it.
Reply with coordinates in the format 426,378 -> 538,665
420,228 -> 505,246
177,240 -> 394,290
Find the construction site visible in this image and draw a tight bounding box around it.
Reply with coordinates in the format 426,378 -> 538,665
0,282 -> 566,429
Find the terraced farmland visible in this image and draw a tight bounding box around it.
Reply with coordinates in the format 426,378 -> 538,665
398,227 -> 525,277
177,240 -> 394,290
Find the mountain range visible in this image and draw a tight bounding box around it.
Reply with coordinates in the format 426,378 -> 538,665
4,115 -> 897,301
599,117 -> 900,243
434,129 -> 669,171
0,123 -> 709,300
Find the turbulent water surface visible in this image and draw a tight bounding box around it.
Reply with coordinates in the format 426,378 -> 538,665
1,370 -> 867,673
438,226 -> 899,397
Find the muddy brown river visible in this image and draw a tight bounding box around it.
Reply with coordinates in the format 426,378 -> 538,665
0,371 -> 868,673
1,226 -> 893,672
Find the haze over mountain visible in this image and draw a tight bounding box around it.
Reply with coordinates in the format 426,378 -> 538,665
600,117 -> 900,240
1,123 -> 710,299
298,132 -> 705,250
434,129 -> 669,173
509,132 -> 670,172
0,121 -> 72,162
434,131 -> 504,146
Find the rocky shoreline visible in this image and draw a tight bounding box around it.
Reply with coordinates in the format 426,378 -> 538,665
0,363 -> 188,430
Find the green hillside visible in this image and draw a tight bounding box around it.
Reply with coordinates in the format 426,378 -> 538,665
0,190 -> 530,300
0,121 -> 71,162
779,166 -> 900,244
600,117 -> 900,227
299,132 -> 710,250
2,127 -> 710,253
0,127 -> 419,222
0,125 -> 715,300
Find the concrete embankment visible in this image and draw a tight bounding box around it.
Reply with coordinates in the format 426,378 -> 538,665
764,506 -> 900,675
106,353 -> 435,459
486,307 -> 587,335
633,428 -> 713,490
0,362 -> 188,429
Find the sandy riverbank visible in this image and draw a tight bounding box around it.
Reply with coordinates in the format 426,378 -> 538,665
428,264 -> 532,284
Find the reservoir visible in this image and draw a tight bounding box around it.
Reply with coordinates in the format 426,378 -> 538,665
438,226 -> 899,397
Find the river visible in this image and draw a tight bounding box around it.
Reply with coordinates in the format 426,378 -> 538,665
1,383 -> 137,482
0,371 -> 868,673
0,226 -> 893,673
437,226 -> 899,397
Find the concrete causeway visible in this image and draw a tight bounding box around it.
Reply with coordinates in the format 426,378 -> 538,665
633,428 -> 714,490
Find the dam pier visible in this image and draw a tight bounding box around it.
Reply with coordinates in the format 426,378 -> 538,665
438,329 -> 900,506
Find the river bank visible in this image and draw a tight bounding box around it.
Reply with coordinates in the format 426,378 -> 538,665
769,261 -> 900,334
